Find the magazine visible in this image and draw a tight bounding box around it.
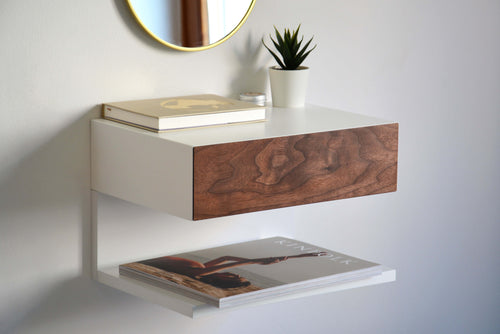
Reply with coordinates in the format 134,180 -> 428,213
119,237 -> 382,308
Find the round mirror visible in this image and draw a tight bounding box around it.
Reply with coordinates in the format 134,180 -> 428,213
127,0 -> 256,51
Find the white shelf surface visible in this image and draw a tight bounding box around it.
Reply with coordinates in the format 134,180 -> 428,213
97,266 -> 395,318
92,104 -> 394,148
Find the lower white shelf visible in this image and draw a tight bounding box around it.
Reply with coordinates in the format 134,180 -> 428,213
96,266 -> 396,318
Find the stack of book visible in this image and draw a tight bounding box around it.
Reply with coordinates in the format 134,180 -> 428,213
102,94 -> 266,132
119,237 -> 383,308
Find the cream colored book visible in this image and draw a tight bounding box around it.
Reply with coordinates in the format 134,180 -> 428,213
102,94 -> 266,132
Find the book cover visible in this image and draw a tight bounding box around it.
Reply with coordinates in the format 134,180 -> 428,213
102,94 -> 266,132
119,237 -> 382,308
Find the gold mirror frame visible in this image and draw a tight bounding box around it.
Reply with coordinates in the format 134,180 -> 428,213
126,0 -> 256,52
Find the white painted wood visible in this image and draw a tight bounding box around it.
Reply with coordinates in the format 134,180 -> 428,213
96,266 -> 395,319
91,119 -> 193,219
158,104 -> 394,146
91,190 -> 98,280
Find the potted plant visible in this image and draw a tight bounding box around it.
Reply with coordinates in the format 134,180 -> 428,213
262,25 -> 316,107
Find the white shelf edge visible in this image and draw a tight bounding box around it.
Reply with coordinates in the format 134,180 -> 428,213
97,266 -> 396,319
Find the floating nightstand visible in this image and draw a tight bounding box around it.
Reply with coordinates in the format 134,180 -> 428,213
90,104 -> 398,318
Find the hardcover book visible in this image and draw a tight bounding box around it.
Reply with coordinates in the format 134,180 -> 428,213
102,94 -> 266,132
119,237 -> 382,308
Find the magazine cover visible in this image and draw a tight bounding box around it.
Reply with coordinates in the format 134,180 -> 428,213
119,237 -> 382,308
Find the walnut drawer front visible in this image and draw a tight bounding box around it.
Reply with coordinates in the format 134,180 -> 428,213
193,123 -> 398,220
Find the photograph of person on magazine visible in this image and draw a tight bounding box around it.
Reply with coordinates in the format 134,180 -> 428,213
139,252 -> 327,289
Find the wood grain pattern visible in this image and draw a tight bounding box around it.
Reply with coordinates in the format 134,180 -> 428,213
193,123 -> 398,220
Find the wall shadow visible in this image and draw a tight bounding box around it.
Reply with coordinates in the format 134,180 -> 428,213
229,33 -> 269,99
0,106 -> 103,331
8,277 -> 156,333
0,106 -> 103,333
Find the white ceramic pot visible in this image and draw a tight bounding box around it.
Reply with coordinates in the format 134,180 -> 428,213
269,66 -> 309,108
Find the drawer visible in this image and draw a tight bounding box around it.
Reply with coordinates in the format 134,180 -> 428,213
193,124 -> 398,219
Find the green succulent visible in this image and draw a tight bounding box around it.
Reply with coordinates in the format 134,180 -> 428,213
262,24 -> 317,70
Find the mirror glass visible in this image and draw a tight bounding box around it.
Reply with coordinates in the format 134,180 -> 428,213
127,0 -> 255,51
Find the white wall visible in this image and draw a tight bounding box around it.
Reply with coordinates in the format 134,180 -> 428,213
1,0 -> 499,333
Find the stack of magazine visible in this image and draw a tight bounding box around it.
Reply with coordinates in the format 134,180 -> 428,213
102,94 -> 266,132
119,237 -> 383,308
